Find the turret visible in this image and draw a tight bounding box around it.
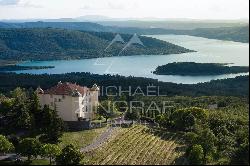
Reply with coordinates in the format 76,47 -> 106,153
90,84 -> 100,91
72,89 -> 81,97
36,86 -> 44,94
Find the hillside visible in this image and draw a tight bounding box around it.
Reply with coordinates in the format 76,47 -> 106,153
0,28 -> 192,61
183,26 -> 249,43
114,25 -> 250,43
98,20 -> 249,30
0,22 -> 248,43
0,21 -> 109,31
85,125 -> 186,165
0,72 -> 248,97
153,62 -> 249,76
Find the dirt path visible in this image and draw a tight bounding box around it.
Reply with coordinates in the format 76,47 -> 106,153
80,127 -> 116,152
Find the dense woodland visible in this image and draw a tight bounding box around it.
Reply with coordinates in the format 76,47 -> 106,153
0,28 -> 192,61
181,26 -> 249,43
0,72 -> 248,97
0,21 -> 249,43
114,25 -> 249,43
0,88 -> 84,165
154,62 -> 249,76
0,21 -> 109,32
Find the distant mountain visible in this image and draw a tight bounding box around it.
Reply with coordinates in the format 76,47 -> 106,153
98,20 -> 249,30
41,18 -> 79,22
1,16 -> 248,27
182,26 -> 249,43
0,22 -> 110,32
76,15 -> 113,22
0,28 -> 192,61
0,21 -> 170,34
111,25 -> 249,43
110,25 -> 249,43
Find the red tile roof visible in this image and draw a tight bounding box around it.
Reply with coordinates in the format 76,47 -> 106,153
44,82 -> 89,96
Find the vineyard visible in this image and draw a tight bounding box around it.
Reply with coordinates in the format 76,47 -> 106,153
84,125 -> 187,165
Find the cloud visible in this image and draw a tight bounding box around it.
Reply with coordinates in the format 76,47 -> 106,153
80,4 -> 93,10
0,0 -> 42,8
20,1 -> 42,8
0,0 -> 20,5
0,0 -> 248,20
107,1 -> 125,10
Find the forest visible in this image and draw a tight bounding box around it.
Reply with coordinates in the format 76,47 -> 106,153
0,28 -> 192,61
0,86 -> 249,165
181,25 -> 249,43
0,87 -> 85,165
0,72 -> 248,97
153,62 -> 249,76
136,96 -> 249,165
0,21 -> 248,43
0,71 -> 249,165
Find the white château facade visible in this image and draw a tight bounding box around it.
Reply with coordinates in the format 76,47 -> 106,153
37,82 -> 99,122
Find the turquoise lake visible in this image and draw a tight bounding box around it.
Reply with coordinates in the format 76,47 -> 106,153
17,35 -> 249,84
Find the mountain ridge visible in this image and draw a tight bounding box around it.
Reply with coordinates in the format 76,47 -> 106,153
0,21 -> 248,43
0,28 -> 193,61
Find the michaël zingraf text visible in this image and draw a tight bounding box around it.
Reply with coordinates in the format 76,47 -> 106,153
99,86 -> 168,97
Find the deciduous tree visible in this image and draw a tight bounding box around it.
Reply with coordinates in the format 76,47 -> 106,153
97,100 -> 120,122
56,144 -> 83,165
41,144 -> 61,165
187,144 -> 204,165
0,135 -> 14,154
124,109 -> 140,123
17,138 -> 41,162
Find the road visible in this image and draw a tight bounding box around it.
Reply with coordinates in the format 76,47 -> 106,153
80,126 -> 117,153
81,116 -> 134,153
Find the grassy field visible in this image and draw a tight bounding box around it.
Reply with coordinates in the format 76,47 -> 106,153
59,127 -> 106,149
0,128 -> 106,165
84,125 -> 187,165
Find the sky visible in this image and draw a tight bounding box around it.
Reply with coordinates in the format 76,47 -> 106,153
0,0 -> 249,20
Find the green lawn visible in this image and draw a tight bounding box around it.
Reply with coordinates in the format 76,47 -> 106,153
0,128 -> 106,165
59,127 -> 106,149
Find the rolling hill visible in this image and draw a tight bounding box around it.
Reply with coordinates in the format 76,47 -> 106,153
182,26 -> 249,43
0,28 -> 192,61
0,21 -> 248,43
113,25 -> 249,43
0,21 -> 109,32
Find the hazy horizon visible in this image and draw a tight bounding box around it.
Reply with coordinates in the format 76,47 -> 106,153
0,0 -> 249,20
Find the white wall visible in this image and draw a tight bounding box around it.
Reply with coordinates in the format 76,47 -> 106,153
38,90 -> 99,121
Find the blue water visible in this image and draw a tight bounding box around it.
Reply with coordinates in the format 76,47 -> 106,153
17,35 -> 249,84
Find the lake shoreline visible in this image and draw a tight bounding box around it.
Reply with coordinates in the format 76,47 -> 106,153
9,34 -> 249,84
0,65 -> 55,72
